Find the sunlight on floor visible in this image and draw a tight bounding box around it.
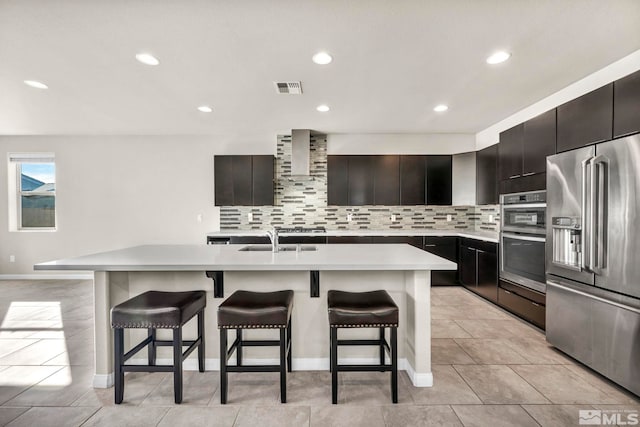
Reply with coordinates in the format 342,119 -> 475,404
0,301 -> 72,386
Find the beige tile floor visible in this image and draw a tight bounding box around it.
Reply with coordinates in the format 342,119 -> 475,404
0,280 -> 638,426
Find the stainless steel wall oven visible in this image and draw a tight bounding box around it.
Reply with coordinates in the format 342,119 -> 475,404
500,190 -> 546,293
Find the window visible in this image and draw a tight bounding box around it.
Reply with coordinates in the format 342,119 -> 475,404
8,153 -> 56,230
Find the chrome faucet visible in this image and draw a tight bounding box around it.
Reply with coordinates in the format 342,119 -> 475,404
266,228 -> 279,253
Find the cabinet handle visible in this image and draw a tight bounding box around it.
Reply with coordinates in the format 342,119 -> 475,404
424,244 -> 437,247
509,174 -> 521,179
531,302 -> 541,307
522,172 -> 535,177
503,289 -> 512,295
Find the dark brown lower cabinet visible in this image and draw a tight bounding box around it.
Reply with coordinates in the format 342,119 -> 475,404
279,236 -> 328,244
327,236 -> 374,244
423,236 -> 458,285
458,238 -> 498,303
498,280 -> 546,329
371,236 -> 423,248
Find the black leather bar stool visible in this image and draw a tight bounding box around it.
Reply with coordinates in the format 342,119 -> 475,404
110,290 -> 206,404
327,289 -> 398,404
217,290 -> 293,404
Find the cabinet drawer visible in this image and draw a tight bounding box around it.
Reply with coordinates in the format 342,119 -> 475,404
459,238 -> 496,254
498,288 -> 545,329
279,236 -> 327,244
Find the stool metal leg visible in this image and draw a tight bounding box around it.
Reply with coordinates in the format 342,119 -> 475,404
391,327 -> 398,404
148,328 -> 156,366
220,328 -> 228,404
330,327 -> 338,404
236,329 -> 243,366
198,310 -> 205,372
114,328 -> 124,404
279,327 -> 287,403
173,327 -> 183,404
287,318 -> 292,372
379,327 -> 385,368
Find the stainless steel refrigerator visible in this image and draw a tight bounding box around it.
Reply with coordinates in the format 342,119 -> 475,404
546,133 -> 640,396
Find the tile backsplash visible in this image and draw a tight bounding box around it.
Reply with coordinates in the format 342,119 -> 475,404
220,135 -> 500,232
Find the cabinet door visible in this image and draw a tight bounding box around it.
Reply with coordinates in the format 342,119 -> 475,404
327,156 -> 349,205
214,156 -> 234,206
476,144 -> 498,205
557,83 -> 613,152
476,249 -> 498,302
426,155 -> 452,205
348,156 -> 374,205
251,155 -> 274,206
232,155 -> 253,206
523,109 -> 556,175
371,235 -> 423,248
423,236 -> 457,261
459,245 -> 477,288
614,70 -> 640,138
498,124 -> 524,180
327,236 -> 374,244
373,155 -> 400,205
400,155 -> 426,205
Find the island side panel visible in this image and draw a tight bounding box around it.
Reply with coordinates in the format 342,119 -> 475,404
404,269 -> 432,387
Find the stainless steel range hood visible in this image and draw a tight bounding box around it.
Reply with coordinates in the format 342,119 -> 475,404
291,129 -> 311,176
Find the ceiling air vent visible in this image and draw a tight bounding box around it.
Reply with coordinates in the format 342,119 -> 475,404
274,81 -> 302,94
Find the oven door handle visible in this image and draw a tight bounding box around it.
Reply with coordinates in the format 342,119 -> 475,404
501,203 -> 547,209
501,233 -> 546,243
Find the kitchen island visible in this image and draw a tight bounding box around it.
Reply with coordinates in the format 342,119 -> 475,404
35,243 -> 456,389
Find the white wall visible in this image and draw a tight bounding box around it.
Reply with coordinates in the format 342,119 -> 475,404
452,152 -> 476,205
0,135 -> 278,275
327,133 -> 476,155
476,48 -> 640,150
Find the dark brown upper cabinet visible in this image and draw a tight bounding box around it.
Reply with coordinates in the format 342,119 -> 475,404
214,155 -> 274,206
400,155 -> 427,205
523,109 -> 556,175
327,156 -> 349,205
426,155 -> 452,205
373,155 -> 400,205
498,123 -> 524,181
476,144 -> 498,205
347,156 -> 374,205
614,69 -> 640,139
557,83 -> 613,152
327,154 -> 452,206
498,110 -> 555,194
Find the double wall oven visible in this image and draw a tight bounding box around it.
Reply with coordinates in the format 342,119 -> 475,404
500,190 -> 546,293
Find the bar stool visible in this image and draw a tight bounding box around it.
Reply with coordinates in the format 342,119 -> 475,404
217,290 -> 293,404
110,290 -> 206,404
327,289 -> 398,404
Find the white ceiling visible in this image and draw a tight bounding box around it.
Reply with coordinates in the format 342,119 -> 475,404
1,0 -> 639,147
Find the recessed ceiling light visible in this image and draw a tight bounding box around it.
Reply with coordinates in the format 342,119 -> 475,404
433,104 -> 448,112
24,80 -> 48,89
197,105 -> 213,113
312,52 -> 333,65
135,53 -> 160,66
486,51 -> 511,65
316,104 -> 330,112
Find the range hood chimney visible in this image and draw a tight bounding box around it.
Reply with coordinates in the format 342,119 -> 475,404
291,129 -> 311,176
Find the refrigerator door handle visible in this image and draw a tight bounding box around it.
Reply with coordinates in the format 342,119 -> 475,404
592,155 -> 608,272
581,157 -> 591,270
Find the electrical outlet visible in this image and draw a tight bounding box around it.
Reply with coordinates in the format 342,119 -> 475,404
390,214 -> 397,222
196,213 -> 203,223
347,213 -> 353,222
248,212 -> 254,222
9,255 -> 15,263
489,214 -> 494,222
446,214 -> 452,222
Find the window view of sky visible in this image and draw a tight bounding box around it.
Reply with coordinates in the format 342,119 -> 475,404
22,163 -> 55,183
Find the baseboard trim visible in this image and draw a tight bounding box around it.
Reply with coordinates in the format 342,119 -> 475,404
0,273 -> 93,280
125,357 -> 432,388
93,373 -> 114,388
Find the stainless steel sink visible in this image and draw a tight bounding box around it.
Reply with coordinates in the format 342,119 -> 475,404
238,245 -> 317,252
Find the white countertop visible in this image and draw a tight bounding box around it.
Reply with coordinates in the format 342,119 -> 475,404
207,229 -> 499,243
34,244 -> 457,272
